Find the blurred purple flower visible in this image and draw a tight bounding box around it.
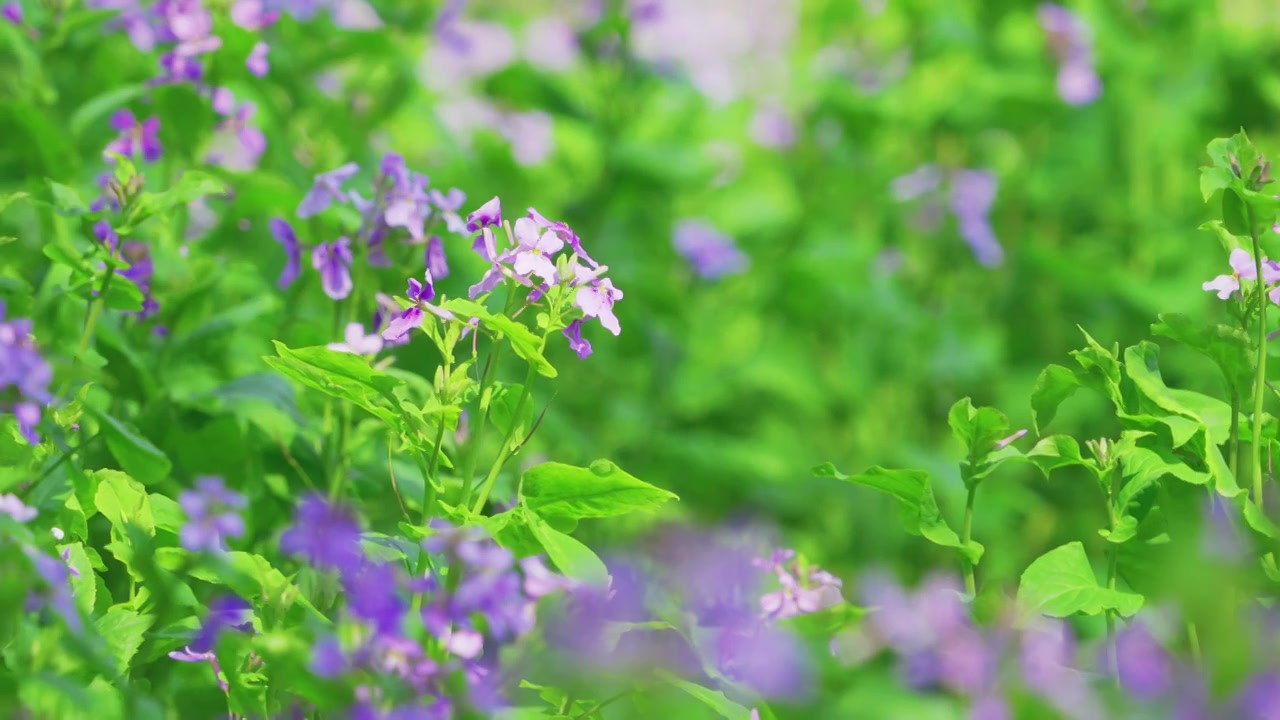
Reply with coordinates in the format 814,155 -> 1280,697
425,236 -> 449,280
2,2 -> 21,24
169,647 -> 226,690
298,162 -> 360,218
206,99 -> 267,171
1038,3 -> 1102,105
1110,621 -> 1173,700
950,169 -> 1003,267
1237,671 -> 1280,720
0,303 -> 52,444
708,622 -> 814,701
521,15 -> 579,72
0,493 -> 35,522
329,322 -> 384,355
246,41 -> 270,77
312,237 -> 354,300
192,595 -> 253,653
179,476 -> 247,552
269,218 -> 302,289
429,188 -> 468,235
25,547 -> 81,631
280,494 -> 364,575
104,110 -> 162,163
748,104 -> 797,150
891,164 -> 943,202
231,0 -> 279,30
673,220 -> 748,280
344,561 -> 407,636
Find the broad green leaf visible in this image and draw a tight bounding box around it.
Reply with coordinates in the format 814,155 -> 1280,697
1116,444 -> 1209,512
150,494 -> 185,534
1023,435 -> 1094,478
1070,328 -> 1125,410
441,298 -> 558,378
1223,188 -> 1250,235
263,341 -> 402,426
487,382 -> 534,450
947,397 -> 1010,466
1016,541 -> 1143,618
1030,364 -> 1080,434
664,676 -> 756,720
1200,166 -> 1235,202
44,180 -> 88,215
0,190 -> 29,214
60,543 -> 96,614
814,463 -> 982,564
523,509 -> 608,586
95,605 -> 154,674
1243,501 -> 1280,540
1099,515 -> 1138,544
85,405 -> 172,485
1152,314 -> 1252,396
93,470 -> 156,537
521,460 -> 678,530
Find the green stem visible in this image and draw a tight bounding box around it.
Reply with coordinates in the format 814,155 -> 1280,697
1230,388 -> 1242,482
571,689 -> 635,720
458,336 -> 507,507
471,365 -> 537,515
57,267 -> 115,399
1250,210 -> 1269,508
421,421 -> 446,524
961,480 -> 977,597
1187,622 -> 1203,670
1105,469 -> 1120,680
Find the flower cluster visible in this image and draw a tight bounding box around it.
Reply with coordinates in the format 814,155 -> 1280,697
0,303 -> 51,444
1203,248 -> 1280,304
452,197 -> 624,360
672,219 -> 749,281
891,165 -> 1004,267
1038,3 -> 1103,106
276,497 -> 569,717
542,525 -> 834,703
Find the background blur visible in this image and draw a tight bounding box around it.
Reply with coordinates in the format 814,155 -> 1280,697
4,0 -> 1280,659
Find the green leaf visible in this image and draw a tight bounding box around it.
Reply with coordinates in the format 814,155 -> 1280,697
814,463 -> 982,564
84,405 -> 172,485
487,382 -> 534,451
1070,329 -> 1125,410
93,470 -> 156,537
1099,515 -> 1139,544
523,508 -> 609,586
1030,364 -> 1081,434
1115,444 -> 1209,512
263,341 -> 402,426
947,397 -> 1011,466
1151,314 -> 1253,396
1201,166 -> 1236,202
44,180 -> 88,215
69,84 -> 150,138
1244,500 -> 1280,540
95,605 -> 154,674
441,298 -> 557,378
1223,188 -> 1250,235
60,543 -> 97,614
122,171 -> 228,231
1023,435 -> 1094,478
1016,541 -> 1144,618
663,676 -> 757,719
521,460 -> 678,530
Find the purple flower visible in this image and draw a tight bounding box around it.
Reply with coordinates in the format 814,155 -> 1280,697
311,635 -> 347,677
891,164 -> 943,201
511,216 -> 564,284
231,0 -> 280,30
25,546 -> 81,632
757,553 -> 844,620
429,188 -> 468,234
425,236 -> 449,280
1238,671 -> 1280,720
168,647 -> 227,691
2,2 -> 21,24
382,270 -> 456,342
344,561 -> 406,636
279,494 -> 364,575
528,207 -> 598,268
1110,621 -> 1172,700
192,595 -> 253,653
206,98 -> 266,171
1038,4 -> 1102,105
707,622 -> 814,701
574,278 -> 623,335
950,169 -> 1003,267
246,41 -> 269,77
672,220 -> 748,280
329,322 -> 384,355
562,319 -> 592,359
179,476 -> 247,552
747,104 -> 797,150
104,110 -> 162,163
1204,248 -> 1280,302
298,162 -> 360,218
0,303 -> 51,444
312,237 -> 354,300
465,196 -> 502,233
382,157 -> 432,240
0,493 -> 35,522
269,218 -> 302,289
